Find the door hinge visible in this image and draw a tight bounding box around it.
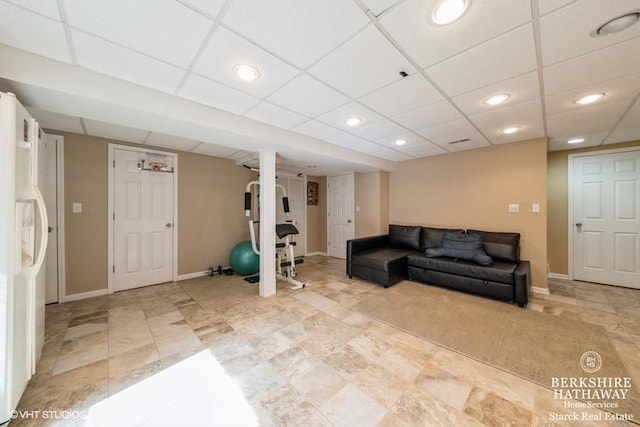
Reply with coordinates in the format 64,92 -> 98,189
112,265 -> 115,273
113,212 -> 115,220
113,160 -> 116,168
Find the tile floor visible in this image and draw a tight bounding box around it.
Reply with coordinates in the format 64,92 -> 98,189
9,256 -> 640,426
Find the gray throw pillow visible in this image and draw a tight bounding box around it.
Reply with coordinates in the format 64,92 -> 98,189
425,232 -> 493,266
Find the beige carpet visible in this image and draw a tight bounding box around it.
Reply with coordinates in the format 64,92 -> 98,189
352,281 -> 640,418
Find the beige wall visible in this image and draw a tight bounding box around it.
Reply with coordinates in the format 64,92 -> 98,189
61,132 -> 253,296
390,138 -> 548,288
547,140 -> 640,274
64,134 -> 109,294
306,176 -> 327,254
355,171 -> 389,237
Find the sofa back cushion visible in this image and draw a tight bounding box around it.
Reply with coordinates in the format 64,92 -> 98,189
389,224 -> 421,250
467,229 -> 520,262
420,227 -> 465,250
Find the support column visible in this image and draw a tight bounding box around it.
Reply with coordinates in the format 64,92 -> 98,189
258,150 -> 276,297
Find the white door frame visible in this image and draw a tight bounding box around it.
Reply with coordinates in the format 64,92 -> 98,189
45,134 -> 67,303
107,144 -> 178,294
567,146 -> 640,281
327,172 -> 355,258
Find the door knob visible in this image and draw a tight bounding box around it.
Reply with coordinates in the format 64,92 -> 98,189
166,223 -> 172,228
347,219 -> 352,223
48,226 -> 54,233
575,223 -> 582,228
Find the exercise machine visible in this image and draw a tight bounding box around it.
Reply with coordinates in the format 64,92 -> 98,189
244,181 -> 305,290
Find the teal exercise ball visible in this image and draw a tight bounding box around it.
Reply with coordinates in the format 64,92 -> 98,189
229,241 -> 259,276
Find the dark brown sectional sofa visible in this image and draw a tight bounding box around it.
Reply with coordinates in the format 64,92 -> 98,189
346,225 -> 531,307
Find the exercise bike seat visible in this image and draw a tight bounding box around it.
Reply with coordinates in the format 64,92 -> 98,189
276,223 -> 299,239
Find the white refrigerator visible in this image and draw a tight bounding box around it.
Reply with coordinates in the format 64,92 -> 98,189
0,92 -> 48,424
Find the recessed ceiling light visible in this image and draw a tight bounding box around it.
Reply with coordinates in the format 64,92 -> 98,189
394,139 -> 408,146
483,93 -> 510,106
233,64 -> 260,82
591,11 -> 640,37
568,138 -> 585,144
501,126 -> 520,134
574,93 -> 605,105
345,117 -> 361,127
432,0 -> 469,25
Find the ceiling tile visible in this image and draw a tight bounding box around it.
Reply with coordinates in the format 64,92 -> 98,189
416,118 -> 477,141
548,118 -> 620,140
6,0 -> 60,19
544,37 -> 640,95
83,119 -> 149,143
327,133 -> 382,152
358,73 -> 444,117
393,101 -> 463,130
177,0 -> 226,19
380,0 -> 531,68
432,132 -> 491,153
360,0 -> 401,16
291,120 -> 342,140
0,2 -> 70,63
193,27 -> 300,98
469,100 -> 543,136
605,127 -> 640,145
546,99 -> 631,132
191,142 -> 241,158
537,0 -> 577,16
64,0 -> 212,67
394,139 -> 446,156
223,0 -> 369,69
365,147 -> 414,161
178,74 -> 260,114
244,102 -> 308,129
540,1 -> 640,66
308,25 -> 416,99
451,72 -> 541,117
29,109 -> 84,134
315,102 -> 384,131
267,74 -> 349,118
545,73 -> 640,116
426,25 -> 537,97
351,120 -> 420,146
72,30 -> 186,93
480,117 -> 545,145
145,132 -> 201,152
548,133 -> 606,151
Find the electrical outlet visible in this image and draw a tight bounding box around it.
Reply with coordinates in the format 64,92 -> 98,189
532,203 -> 540,213
508,203 -> 519,213
72,203 -> 82,214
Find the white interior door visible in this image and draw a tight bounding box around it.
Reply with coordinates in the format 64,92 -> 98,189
43,134 -> 59,304
572,150 -> 640,289
113,148 -> 174,291
327,173 -> 354,259
276,175 -> 306,257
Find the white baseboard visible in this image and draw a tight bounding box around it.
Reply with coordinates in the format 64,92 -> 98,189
61,288 -> 109,302
548,272 -> 570,280
306,252 -> 328,256
531,286 -> 550,295
177,271 -> 209,281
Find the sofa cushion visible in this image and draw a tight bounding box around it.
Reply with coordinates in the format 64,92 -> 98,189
352,248 -> 416,272
467,229 -> 520,262
407,254 -> 517,284
425,247 -> 493,266
420,227 -> 465,250
427,232 -> 493,266
389,224 -> 421,250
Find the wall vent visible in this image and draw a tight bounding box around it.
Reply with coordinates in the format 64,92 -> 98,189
448,138 -> 470,145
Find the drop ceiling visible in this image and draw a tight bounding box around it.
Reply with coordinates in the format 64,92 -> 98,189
1,0 -> 640,175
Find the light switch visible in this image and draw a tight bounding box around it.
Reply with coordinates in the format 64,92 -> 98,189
72,203 -> 82,214
532,203 -> 540,213
356,205 -> 360,212
508,204 -> 519,213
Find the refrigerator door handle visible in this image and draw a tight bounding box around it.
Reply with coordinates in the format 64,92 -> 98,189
25,185 -> 48,278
